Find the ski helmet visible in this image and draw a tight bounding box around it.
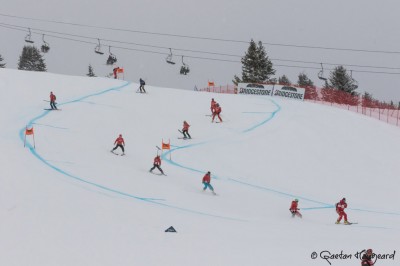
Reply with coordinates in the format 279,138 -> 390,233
295,199 -> 299,202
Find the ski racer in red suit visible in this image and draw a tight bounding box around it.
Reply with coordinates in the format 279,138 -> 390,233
111,134 -> 125,155
212,103 -> 223,123
181,121 -> 191,139
289,199 -> 302,218
210,98 -> 217,114
149,155 -> 164,175
202,171 -> 216,195
50,91 -> 57,110
335,198 -> 349,224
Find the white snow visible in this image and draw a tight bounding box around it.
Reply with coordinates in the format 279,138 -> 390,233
0,68 -> 399,266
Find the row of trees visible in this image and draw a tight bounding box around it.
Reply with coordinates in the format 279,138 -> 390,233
233,39 -> 399,108
0,45 -> 96,76
233,40 -> 358,94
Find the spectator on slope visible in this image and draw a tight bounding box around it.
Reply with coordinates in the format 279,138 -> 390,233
335,197 -> 349,224
139,78 -> 146,93
361,249 -> 374,266
49,91 -> 57,110
180,120 -> 191,139
289,198 -> 302,218
111,134 -> 125,155
212,103 -> 223,123
149,155 -> 165,175
202,171 -> 216,195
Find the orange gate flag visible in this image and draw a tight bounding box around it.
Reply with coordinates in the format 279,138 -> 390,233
162,140 -> 170,150
24,126 -> 35,148
25,127 -> 34,135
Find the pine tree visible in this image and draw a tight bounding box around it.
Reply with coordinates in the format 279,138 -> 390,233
297,73 -> 318,100
328,66 -> 358,95
87,64 -> 96,77
297,73 -> 314,87
233,39 -> 275,85
0,54 -> 6,68
278,75 -> 291,85
18,46 -> 47,71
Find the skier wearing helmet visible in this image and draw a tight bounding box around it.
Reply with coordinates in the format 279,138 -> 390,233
289,199 -> 302,218
202,171 -> 216,195
335,197 -> 349,224
181,121 -> 191,139
212,103 -> 222,123
111,134 -> 125,155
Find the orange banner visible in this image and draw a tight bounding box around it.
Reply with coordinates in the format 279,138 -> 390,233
25,127 -> 34,135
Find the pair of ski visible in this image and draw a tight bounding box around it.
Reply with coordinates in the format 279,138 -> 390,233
337,222 -> 357,225
149,171 -> 167,176
178,129 -> 192,139
111,151 -> 125,156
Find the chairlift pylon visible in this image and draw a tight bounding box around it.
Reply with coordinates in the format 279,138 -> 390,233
318,63 -> 328,81
350,70 -> 358,89
166,48 -> 175,64
25,28 -> 34,44
94,39 -> 104,55
41,34 -> 50,53
180,56 -> 190,75
106,46 -> 117,65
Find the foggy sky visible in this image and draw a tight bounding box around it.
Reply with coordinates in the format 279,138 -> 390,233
1,0 -> 400,102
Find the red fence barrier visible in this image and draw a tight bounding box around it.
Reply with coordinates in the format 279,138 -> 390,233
198,84 -> 400,127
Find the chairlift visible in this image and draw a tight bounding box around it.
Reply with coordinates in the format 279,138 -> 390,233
106,46 -> 117,65
180,56 -> 190,75
166,48 -> 175,64
41,34 -> 50,53
25,28 -> 34,43
318,63 -> 328,81
94,39 -> 104,55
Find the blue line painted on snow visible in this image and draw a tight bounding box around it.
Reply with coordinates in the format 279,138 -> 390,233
21,81 -> 245,221
229,178 -> 332,207
242,99 -> 281,133
32,122 -> 68,130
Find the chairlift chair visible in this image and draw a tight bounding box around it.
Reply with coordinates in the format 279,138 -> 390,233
25,28 -> 34,43
166,48 -> 175,64
94,39 -> 104,55
106,46 -> 117,65
318,63 -> 328,81
41,34 -> 50,53
180,56 -> 190,75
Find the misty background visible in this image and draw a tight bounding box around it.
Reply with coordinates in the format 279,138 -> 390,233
1,0 -> 400,102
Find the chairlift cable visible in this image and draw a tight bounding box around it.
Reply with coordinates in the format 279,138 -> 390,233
2,12 -> 400,55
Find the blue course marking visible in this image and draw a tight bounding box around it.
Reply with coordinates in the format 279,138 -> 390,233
242,99 -> 281,133
32,123 -> 68,130
228,178 -> 332,207
20,82 -> 245,221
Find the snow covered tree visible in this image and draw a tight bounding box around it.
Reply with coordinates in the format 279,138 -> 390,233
297,73 -> 318,100
328,66 -> 358,95
18,46 -> 47,71
87,64 -> 96,77
0,54 -> 6,68
233,39 -> 275,85
297,73 -> 314,87
278,75 -> 291,85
